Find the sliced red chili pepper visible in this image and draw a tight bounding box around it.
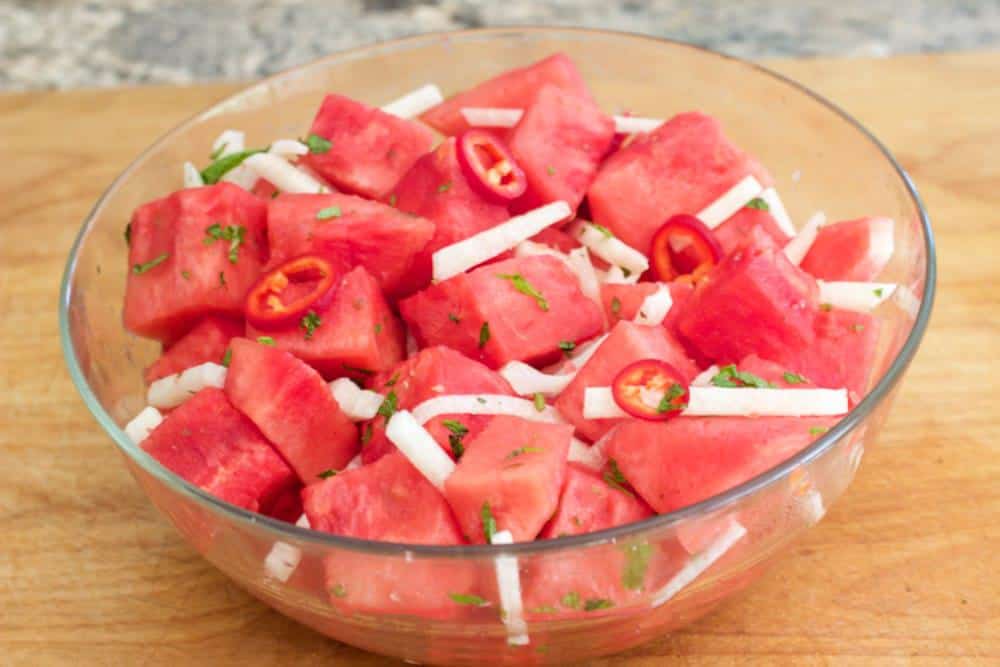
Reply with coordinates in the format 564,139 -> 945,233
611,359 -> 689,421
456,130 -> 527,203
650,214 -> 723,284
245,255 -> 340,330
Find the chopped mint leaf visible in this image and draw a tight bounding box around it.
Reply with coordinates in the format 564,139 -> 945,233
610,296 -> 622,317
531,605 -> 558,615
621,541 -> 652,590
557,340 -> 576,355
476,396 -> 487,404
316,206 -> 342,220
360,423 -> 374,445
200,148 -> 265,184
300,311 -> 322,340
377,390 -> 398,421
437,182 -> 452,193
203,223 -> 247,263
710,364 -> 775,389
384,373 -> 400,387
852,323 -> 866,332
603,459 -> 635,498
218,271 -> 226,286
873,287 -> 884,298
303,134 -> 331,154
221,348 -> 232,368
374,322 -> 383,335
448,312 -> 461,323
809,426 -> 829,436
783,371 -> 808,384
584,598 -> 614,612
342,363 -> 374,376
256,336 -> 275,347
478,322 -> 491,348
620,266 -> 632,278
317,469 -> 337,479
448,593 -> 489,607
656,383 -> 687,414
560,591 -> 581,609
388,193 -> 398,207
745,197 -> 770,211
505,446 -> 543,461
497,273 -> 549,311
533,392 -> 546,412
590,223 -> 614,239
820,302 -> 833,312
481,501 -> 497,543
180,270 -> 191,281
330,583 -> 347,598
443,419 -> 468,459
546,165 -> 556,176
132,253 -> 168,274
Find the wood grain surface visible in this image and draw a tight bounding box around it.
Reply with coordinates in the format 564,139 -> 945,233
1,52 -> 998,665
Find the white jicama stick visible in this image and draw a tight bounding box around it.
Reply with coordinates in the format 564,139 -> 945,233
381,84 -> 444,119
461,107 -> 662,135
147,362 -> 227,410
182,161 -> 204,188
758,187 -> 796,237
329,378 -> 384,421
268,139 -> 309,157
818,281 -> 897,313
633,283 -> 673,326
691,365 -> 720,387
385,410 -> 456,491
212,129 -> 245,158
432,201 -> 572,281
783,211 -> 826,265
243,153 -> 330,194
491,530 -> 529,646
867,217 -> 896,275
125,406 -> 163,444
612,115 -> 663,134
500,361 -> 575,398
572,221 -> 649,277
264,514 -> 310,582
411,394 -> 566,426
567,437 -> 604,470
696,175 -> 765,228
582,385 -> 849,419
651,521 -> 747,607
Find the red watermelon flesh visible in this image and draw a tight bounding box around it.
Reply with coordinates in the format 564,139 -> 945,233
603,416 -> 839,514
246,266 -> 405,380
250,178 -> 279,200
389,137 -> 510,291
507,85 -> 615,213
539,463 -> 653,539
142,387 -> 297,512
144,315 -> 243,383
399,255 -> 604,369
444,415 -> 572,543
675,226 -> 819,365
298,93 -> 435,200
420,53 -> 592,137
124,183 -> 268,342
224,338 -> 358,483
587,112 -> 773,255
266,193 -> 435,298
713,207 -> 791,257
555,320 -> 699,443
361,346 -> 515,464
530,225 -> 582,254
800,216 -> 894,281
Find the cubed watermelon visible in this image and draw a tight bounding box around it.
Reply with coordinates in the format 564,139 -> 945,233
266,193 -> 435,298
555,320 -> 699,443
142,387 -> 297,512
675,227 -> 819,365
246,266 -> 405,380
224,338 -> 358,483
443,415 -> 573,543
507,85 -> 615,213
144,315 -> 243,383
587,112 -> 773,255
539,463 -> 654,539
420,53 -> 592,137
389,137 -> 510,290
298,94 -> 435,199
800,216 -> 894,281
124,183 -> 268,342
603,416 -> 838,514
713,207 -> 791,257
600,281 -> 692,340
361,346 -> 515,464
399,255 -> 604,369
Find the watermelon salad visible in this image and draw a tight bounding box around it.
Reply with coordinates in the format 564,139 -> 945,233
121,53 -> 906,636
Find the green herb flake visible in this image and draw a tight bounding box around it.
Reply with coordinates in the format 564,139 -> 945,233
506,446 -> 543,461
384,373 -> 400,388
560,591 -> 581,609
820,302 -> 833,312
448,593 -> 489,607
497,273 -> 549,311
388,193 -> 398,207
545,165 -> 556,176
611,296 -> 622,317
603,459 -> 635,498
377,390 -> 398,421
621,541 -> 652,590
437,182 -> 452,193
656,382 -> 687,414
533,392 -> 546,412
124,222 -> 132,246
443,419 -> 468,460
478,322 -> 491,348
342,363 -> 374,376
218,271 -> 226,286
557,340 -> 576,355
200,148 -> 265,185
809,426 -> 829,436
620,266 -> 632,278
584,598 -> 615,612
480,501 -> 497,543
316,206 -> 342,220
531,605 -> 558,615
476,396 -> 487,404
256,336 -> 276,347
220,348 -> 232,368
317,469 -> 337,480
271,190 -> 281,199
783,371 -> 808,384
710,364 -> 776,389
360,423 -> 374,445
203,223 -> 247,264
873,287 -> 884,298
590,223 -> 614,239
180,269 -> 191,281
330,583 -> 347,598
745,197 -> 770,211
374,322 -> 383,335
448,312 -> 461,323
132,253 -> 169,275
303,134 -> 332,154
300,311 -> 322,340
852,323 -> 866,333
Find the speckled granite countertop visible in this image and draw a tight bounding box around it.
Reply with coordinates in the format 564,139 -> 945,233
2,0 -> 999,90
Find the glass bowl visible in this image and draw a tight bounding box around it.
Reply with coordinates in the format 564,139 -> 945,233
60,28 -> 935,665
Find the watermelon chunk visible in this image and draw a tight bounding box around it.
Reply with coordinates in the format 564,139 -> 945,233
224,338 -> 358,483
443,415 -> 572,543
389,137 -> 510,290
245,266 -> 405,379
603,416 -> 838,514
600,281 -> 692,341
399,255 -> 604,369
142,387 -> 296,512
266,193 -> 435,298
800,216 -> 894,281
713,207 -> 791,257
420,53 -> 592,137
298,94 -> 435,199
124,183 -> 268,342
675,227 -> 819,365
587,112 -> 773,255
507,85 -> 615,213
539,463 -> 654,539
555,320 -> 699,443
361,346 -> 515,464
144,315 -> 243,383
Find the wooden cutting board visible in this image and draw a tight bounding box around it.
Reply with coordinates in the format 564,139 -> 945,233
1,51 -> 998,665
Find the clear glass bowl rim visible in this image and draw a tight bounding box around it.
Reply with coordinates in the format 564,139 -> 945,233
59,27 -> 937,559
